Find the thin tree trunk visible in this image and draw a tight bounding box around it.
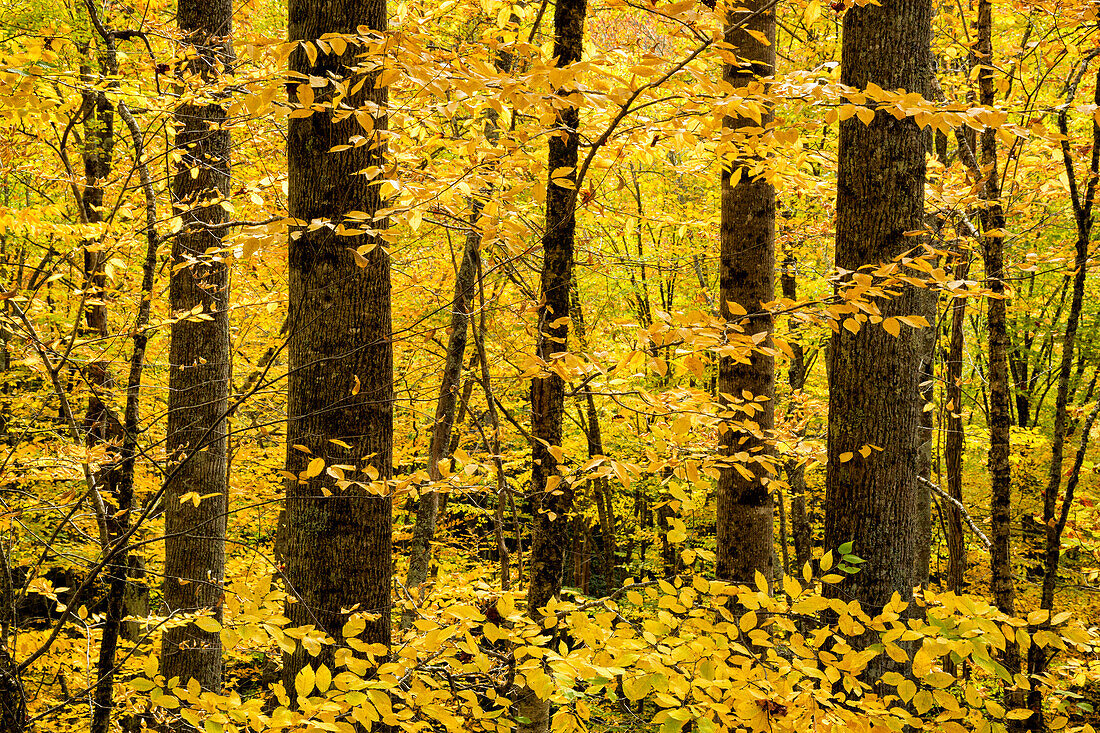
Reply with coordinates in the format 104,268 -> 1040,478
945,249 -> 970,594
404,41 -> 514,623
780,252 -> 811,571
716,0 -> 776,588
1027,57 -> 1100,730
161,0 -> 234,698
824,0 -> 931,682
570,285 -> 616,592
402,221 -> 478,628
519,0 -> 585,727
283,0 -> 392,701
90,97 -> 161,733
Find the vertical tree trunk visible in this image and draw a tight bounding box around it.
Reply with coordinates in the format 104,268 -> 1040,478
402,224 -> 477,628
404,43 -> 514,623
824,0 -> 931,680
519,0 -> 585,728
962,3 -> 1022,716
570,285 -> 616,592
716,0 -> 776,588
0,543 -> 25,733
1027,58 -> 1100,730
780,252 -> 812,571
283,0 -> 392,699
161,0 -> 234,697
90,97 -> 161,733
945,250 -> 970,594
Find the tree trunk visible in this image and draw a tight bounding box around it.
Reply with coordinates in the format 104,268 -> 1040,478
824,0 -> 931,681
403,219 -> 477,628
571,285 -> 616,593
780,252 -> 812,571
1027,57 -> 1100,730
161,0 -> 234,697
404,41 -> 514,624
716,0 -> 776,588
283,0 -> 392,700
945,250 -> 970,594
519,0 -> 585,728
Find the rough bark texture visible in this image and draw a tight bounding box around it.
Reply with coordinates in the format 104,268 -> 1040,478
161,0 -> 233,696
972,0 -> 1018,676
0,544 -> 24,733
824,0 -> 931,678
716,0 -> 776,588
519,0 -> 585,728
283,0 -> 392,699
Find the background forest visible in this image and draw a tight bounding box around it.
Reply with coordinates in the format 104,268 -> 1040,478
1,0 -> 1099,731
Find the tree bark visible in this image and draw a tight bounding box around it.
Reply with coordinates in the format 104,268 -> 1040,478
945,249 -> 970,594
716,0 -> 776,588
824,0 -> 931,680
161,0 -> 234,697
283,0 -> 392,701
519,0 -> 585,728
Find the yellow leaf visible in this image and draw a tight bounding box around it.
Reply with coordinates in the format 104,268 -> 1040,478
297,83 -> 315,108
744,29 -> 771,46
856,106 -> 875,125
839,452 -> 854,463
194,616 -> 221,633
739,610 -> 758,632
315,664 -> 332,693
295,665 -> 316,699
754,570 -> 768,593
302,41 -> 318,67
304,457 -> 325,479
883,317 -> 900,337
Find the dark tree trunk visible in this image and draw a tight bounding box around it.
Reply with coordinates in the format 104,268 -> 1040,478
519,0 -> 585,728
283,0 -> 392,700
824,0 -> 931,680
958,4 -> 1022,713
716,0 -> 776,588
945,251 -> 970,594
1027,58 -> 1100,730
161,0 -> 234,698
0,544 -> 24,733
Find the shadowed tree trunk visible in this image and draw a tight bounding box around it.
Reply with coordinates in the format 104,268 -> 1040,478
945,248 -> 970,594
160,0 -> 234,698
716,0 -> 776,589
518,0 -> 585,728
282,0 -> 392,702
824,0 -> 931,682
